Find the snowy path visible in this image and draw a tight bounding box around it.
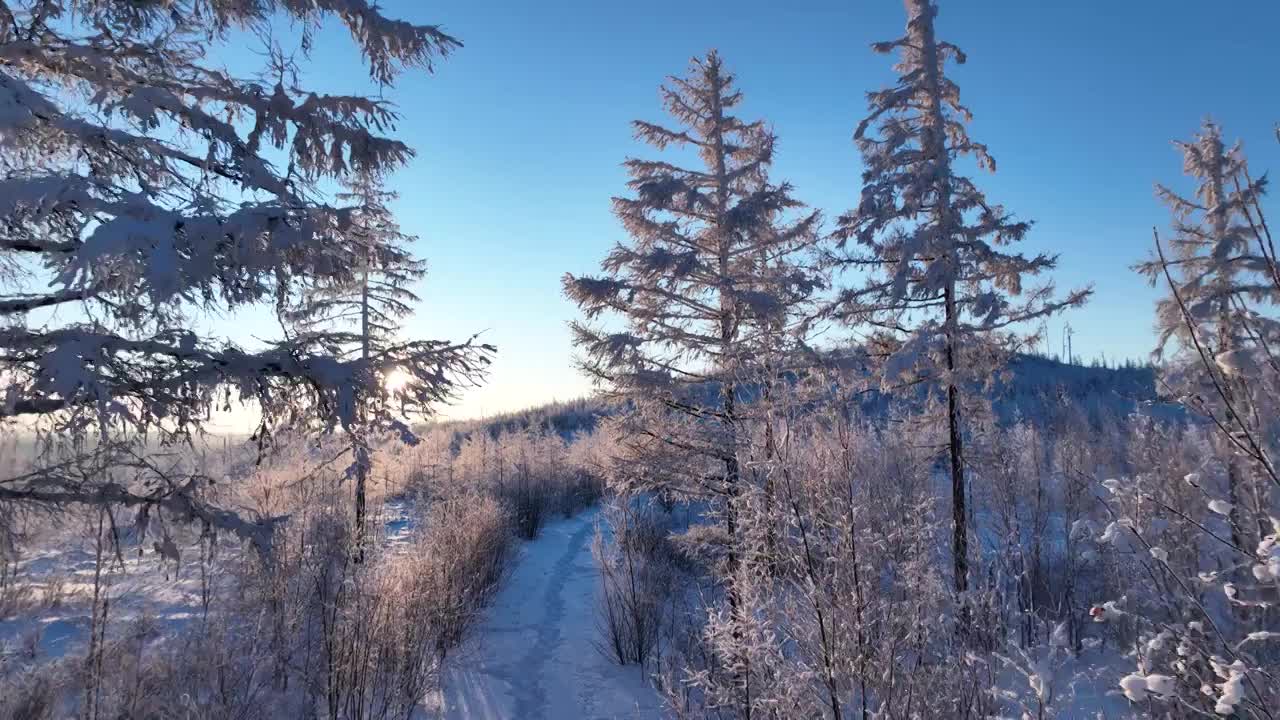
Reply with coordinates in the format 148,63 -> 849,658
439,507 -> 666,720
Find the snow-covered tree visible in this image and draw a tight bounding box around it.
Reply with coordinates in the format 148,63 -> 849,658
563,51 -> 822,704
831,0 -> 1089,593
1117,125 -> 1280,718
286,178 -> 457,552
1141,121 -> 1274,379
0,1 -> 491,545
1137,121 -> 1278,552
565,49 -> 820,549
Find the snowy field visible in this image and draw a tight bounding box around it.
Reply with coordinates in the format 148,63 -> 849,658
440,508 -> 664,720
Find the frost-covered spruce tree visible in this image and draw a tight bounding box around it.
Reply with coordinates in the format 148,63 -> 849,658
1137,121 -> 1277,552
287,177 -> 452,553
0,1 -> 490,547
833,0 -> 1088,594
564,50 -> 821,603
1112,127 -> 1279,719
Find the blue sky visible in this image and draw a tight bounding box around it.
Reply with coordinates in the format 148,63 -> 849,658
218,0 -> 1280,420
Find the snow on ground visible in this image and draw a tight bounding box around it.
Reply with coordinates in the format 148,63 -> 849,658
439,507 -> 666,720
0,537 -> 214,668
0,499 -> 427,670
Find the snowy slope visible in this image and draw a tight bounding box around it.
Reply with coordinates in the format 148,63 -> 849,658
439,508 -> 665,720
454,353 -> 1169,446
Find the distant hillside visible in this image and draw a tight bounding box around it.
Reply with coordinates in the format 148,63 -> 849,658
431,396 -> 614,445
443,353 -> 1174,444
993,354 -> 1166,419
837,350 -> 1174,425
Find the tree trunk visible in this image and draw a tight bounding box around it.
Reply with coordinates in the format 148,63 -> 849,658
724,393 -> 741,582
944,288 -> 968,595
1208,163 -> 1245,556
354,261 -> 371,562
913,0 -> 968,596
762,376 -> 778,572
354,449 -> 368,563
706,53 -> 749,719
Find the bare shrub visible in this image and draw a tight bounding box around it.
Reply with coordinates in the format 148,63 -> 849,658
417,492 -> 512,653
594,496 -> 682,670
447,426 -> 606,539
500,472 -> 549,540
0,671 -> 58,720
0,576 -> 36,619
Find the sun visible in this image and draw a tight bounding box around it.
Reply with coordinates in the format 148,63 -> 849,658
385,368 -> 410,392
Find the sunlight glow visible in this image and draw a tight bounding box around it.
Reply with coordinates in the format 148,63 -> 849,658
385,368 -> 409,392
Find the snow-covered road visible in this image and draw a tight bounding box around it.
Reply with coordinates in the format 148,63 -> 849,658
440,507 -> 666,719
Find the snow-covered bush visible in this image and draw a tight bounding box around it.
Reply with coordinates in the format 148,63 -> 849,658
681,391 -> 982,718
297,494 -> 509,719
1081,445 -> 1279,717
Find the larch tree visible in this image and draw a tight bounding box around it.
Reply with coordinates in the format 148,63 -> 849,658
1137,121 -> 1277,550
832,0 -> 1089,594
1113,123 -> 1280,720
286,177 -> 455,555
0,0 -> 491,549
563,49 -> 821,609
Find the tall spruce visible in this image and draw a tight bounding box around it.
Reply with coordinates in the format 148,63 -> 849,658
833,0 -> 1088,593
564,50 -> 821,600
287,178 -> 441,555
1137,121 -> 1275,548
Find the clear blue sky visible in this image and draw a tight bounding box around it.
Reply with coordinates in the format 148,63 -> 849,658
218,0 -> 1280,420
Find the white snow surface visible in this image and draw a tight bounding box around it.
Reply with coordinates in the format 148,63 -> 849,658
439,508 -> 665,719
